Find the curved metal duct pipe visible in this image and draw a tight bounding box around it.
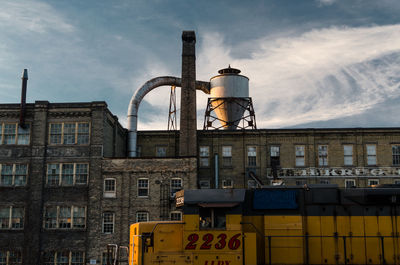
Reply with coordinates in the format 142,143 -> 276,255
127,76 -> 210,157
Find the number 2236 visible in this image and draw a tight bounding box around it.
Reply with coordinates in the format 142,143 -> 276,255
185,233 -> 241,250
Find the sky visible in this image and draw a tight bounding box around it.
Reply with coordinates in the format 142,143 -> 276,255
0,0 -> 400,130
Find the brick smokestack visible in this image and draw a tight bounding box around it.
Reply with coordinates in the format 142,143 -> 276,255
179,31 -> 197,157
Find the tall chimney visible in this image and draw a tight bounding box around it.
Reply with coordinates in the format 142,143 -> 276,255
179,31 -> 197,156
19,69 -> 28,128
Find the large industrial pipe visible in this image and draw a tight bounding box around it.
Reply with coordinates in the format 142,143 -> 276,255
127,77 -> 209,157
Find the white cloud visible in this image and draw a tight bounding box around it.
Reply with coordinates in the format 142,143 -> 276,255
0,0 -> 74,34
316,0 -> 336,6
195,25 -> 400,128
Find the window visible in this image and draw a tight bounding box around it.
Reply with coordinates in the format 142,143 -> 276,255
156,146 -> 167,157
222,179 -> 233,189
49,122 -> 90,145
46,163 -> 88,186
199,180 -> 210,189
0,206 -> 24,229
222,146 -> 232,167
170,178 -> 182,197
345,179 -> 356,188
0,251 -> 22,265
43,251 -> 84,265
137,178 -> 149,197
393,146 -> 400,165
170,211 -> 182,221
368,179 -> 379,186
44,206 -> 86,229
248,179 -> 257,189
320,179 -> 330,184
318,145 -> 328,166
247,146 -> 257,167
0,123 -> 30,145
394,179 -> 400,185
199,146 -> 209,167
270,146 -> 280,164
366,144 -> 376,165
295,145 -> 305,166
102,212 -> 114,234
343,145 -> 353,166
102,253 -> 115,265
104,178 -> 116,198
136,211 -> 149,222
199,208 -> 226,229
0,164 -> 27,187
270,146 -> 280,178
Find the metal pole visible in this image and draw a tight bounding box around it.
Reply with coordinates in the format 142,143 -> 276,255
381,236 -> 386,264
268,236 -> 272,265
343,236 -> 347,265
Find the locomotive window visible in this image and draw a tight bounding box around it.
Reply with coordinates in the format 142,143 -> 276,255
199,208 -> 226,229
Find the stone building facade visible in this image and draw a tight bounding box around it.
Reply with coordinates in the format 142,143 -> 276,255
138,128 -> 400,189
0,101 -> 126,265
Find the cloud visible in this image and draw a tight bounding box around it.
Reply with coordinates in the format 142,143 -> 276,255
195,25 -> 400,128
0,1 -> 74,34
316,0 -> 336,6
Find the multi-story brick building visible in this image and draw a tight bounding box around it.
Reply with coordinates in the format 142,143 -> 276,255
138,128 -> 400,189
0,101 -> 198,264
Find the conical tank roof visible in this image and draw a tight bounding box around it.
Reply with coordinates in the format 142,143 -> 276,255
209,66 -> 249,130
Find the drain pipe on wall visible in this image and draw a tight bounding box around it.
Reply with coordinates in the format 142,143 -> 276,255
215,154 -> 219,189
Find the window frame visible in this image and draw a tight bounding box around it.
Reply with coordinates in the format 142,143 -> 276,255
366,144 -> 377,166
48,122 -> 90,145
0,250 -> 22,265
46,163 -> 89,186
343,145 -> 353,166
368,179 -> 379,186
0,206 -> 24,230
222,179 -> 233,189
199,146 -> 210,167
103,178 -> 116,198
247,146 -> 257,167
102,212 -> 115,234
0,164 -> 28,187
295,145 -> 305,167
136,211 -> 149,223
0,122 -> 31,145
43,205 -> 86,230
42,251 -> 85,265
170,178 -> 183,198
170,211 -> 182,221
222,146 -> 232,167
392,145 -> 400,166
345,179 -> 356,188
318,145 -> 328,166
137,178 -> 149,198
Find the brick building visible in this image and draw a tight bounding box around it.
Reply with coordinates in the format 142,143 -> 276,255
138,128 -> 400,189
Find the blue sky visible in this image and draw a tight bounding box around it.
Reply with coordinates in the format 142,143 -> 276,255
1,0 -> 400,129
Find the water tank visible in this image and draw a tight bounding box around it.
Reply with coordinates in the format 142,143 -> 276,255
209,66 -> 249,130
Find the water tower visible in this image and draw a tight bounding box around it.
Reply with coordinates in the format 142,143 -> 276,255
203,66 -> 256,130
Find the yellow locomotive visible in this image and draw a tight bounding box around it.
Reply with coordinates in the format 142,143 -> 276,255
128,186 -> 400,265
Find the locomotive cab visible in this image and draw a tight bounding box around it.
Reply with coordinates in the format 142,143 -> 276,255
129,189 -> 257,265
